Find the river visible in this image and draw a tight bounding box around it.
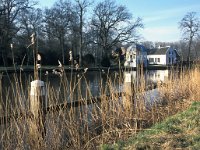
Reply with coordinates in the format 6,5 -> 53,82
0,69 -> 171,115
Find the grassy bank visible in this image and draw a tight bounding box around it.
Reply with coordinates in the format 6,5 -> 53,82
102,101 -> 200,150
0,67 -> 200,149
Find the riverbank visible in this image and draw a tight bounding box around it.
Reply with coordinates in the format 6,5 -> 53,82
0,66 -> 200,149
0,64 -> 188,73
102,101 -> 200,149
0,65 -> 120,73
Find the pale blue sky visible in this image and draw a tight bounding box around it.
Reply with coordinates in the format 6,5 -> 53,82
37,0 -> 200,42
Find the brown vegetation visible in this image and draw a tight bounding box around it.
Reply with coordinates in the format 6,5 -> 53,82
0,66 -> 200,149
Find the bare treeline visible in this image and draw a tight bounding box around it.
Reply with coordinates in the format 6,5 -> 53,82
0,0 -> 143,66
1,0 -> 200,67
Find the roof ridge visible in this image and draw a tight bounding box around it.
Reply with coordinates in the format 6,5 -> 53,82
148,47 -> 169,55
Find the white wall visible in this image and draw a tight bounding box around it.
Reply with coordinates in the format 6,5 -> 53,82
124,51 -> 148,67
147,55 -> 166,65
124,51 -> 136,67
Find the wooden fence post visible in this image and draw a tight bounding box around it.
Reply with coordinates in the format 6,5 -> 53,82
30,80 -> 46,137
123,72 -> 134,115
124,73 -> 133,96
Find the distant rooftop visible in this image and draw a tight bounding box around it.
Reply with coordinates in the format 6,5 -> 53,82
127,44 -> 147,52
148,47 -> 170,55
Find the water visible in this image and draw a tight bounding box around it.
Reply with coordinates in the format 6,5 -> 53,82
0,68 -> 183,149
0,69 -> 171,115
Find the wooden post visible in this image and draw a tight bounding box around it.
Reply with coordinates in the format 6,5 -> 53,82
124,73 -> 133,96
30,80 -> 46,137
123,72 -> 134,114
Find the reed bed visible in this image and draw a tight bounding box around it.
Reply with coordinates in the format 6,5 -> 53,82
0,66 -> 200,149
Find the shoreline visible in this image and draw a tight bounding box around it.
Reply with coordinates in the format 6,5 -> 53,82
0,64 -> 187,73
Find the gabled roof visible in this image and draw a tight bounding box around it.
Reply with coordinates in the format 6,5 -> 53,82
127,44 -> 147,52
173,49 -> 180,58
148,47 -> 169,55
136,44 -> 147,52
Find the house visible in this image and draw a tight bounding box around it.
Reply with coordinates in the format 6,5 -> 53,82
124,44 -> 148,68
147,46 -> 180,65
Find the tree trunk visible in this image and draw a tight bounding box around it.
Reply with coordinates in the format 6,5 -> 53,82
187,38 -> 192,63
61,37 -> 65,65
1,42 -> 9,66
59,35 -> 65,65
2,50 -> 8,66
79,7 -> 83,67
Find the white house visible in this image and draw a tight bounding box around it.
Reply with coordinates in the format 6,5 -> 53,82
147,46 -> 180,65
124,44 -> 148,68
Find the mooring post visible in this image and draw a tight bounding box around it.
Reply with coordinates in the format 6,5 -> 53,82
124,73 -> 133,96
123,72 -> 134,114
30,80 -> 46,137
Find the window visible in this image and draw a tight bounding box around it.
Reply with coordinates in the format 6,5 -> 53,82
130,55 -> 132,61
155,58 -> 160,63
149,58 -> 154,62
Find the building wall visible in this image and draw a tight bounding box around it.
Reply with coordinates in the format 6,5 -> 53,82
137,51 -> 148,67
124,51 -> 136,67
124,50 -> 148,67
147,55 -> 166,65
147,47 -> 178,65
166,47 -> 177,64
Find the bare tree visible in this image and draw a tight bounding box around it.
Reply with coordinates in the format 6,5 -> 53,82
19,8 -> 43,43
44,0 -> 73,64
91,0 -> 143,59
141,41 -> 155,49
17,8 -> 43,65
0,5 -> 6,64
0,0 -> 35,66
179,12 -> 200,62
193,36 -> 200,60
74,0 -> 92,66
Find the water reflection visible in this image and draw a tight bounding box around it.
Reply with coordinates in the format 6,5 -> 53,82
0,69 -> 170,113
123,70 -> 169,112
123,69 -> 169,87
148,70 -> 169,83
1,69 -> 170,98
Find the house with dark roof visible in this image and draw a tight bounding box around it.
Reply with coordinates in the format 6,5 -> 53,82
147,46 -> 180,65
124,44 -> 148,68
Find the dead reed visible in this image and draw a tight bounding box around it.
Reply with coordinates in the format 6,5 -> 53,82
0,66 -> 200,149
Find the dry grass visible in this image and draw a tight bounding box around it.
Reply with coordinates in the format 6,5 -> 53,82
108,101 -> 200,150
0,66 -> 200,149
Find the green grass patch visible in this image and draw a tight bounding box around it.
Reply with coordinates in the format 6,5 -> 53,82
101,101 -> 200,150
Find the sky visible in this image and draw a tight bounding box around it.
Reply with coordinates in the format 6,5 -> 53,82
37,0 -> 200,43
